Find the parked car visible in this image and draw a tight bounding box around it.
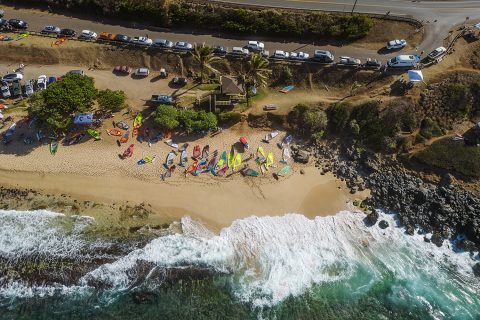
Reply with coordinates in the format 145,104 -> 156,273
151,94 -> 173,104
1,81 -> 10,98
98,32 -> 116,41
37,75 -> 47,90
159,68 -> 168,78
113,66 -> 132,75
246,41 -> 265,52
41,25 -> 61,35
386,39 -> 407,50
364,58 -> 381,69
174,41 -> 193,50
8,19 -> 28,29
312,50 -> 335,63
68,70 -> 85,76
261,50 -> 270,58
273,50 -> 289,59
134,68 -> 150,77
153,38 -> 173,48
231,47 -> 249,57
132,36 -> 152,46
60,28 -> 76,37
172,77 -> 187,86
48,76 -> 57,86
289,52 -> 309,60
337,56 -> 361,67
24,80 -> 34,97
427,46 -> 447,60
387,55 -> 420,68
114,34 -> 131,43
213,45 -> 228,55
79,30 -> 98,40
2,73 -> 23,82
11,81 -> 21,96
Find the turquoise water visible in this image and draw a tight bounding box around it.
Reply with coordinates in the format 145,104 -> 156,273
0,210 -> 479,319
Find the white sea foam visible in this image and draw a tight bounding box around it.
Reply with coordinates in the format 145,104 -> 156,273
1,209 -> 479,317
81,211 -> 480,312
0,209 -> 107,259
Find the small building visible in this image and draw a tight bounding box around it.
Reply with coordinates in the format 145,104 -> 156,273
212,76 -> 245,111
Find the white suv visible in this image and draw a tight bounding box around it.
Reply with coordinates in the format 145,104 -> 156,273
246,41 -> 265,52
273,50 -> 289,59
1,81 -> 10,98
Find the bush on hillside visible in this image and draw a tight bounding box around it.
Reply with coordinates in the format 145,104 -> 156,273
217,111 -> 242,125
287,104 -> 328,138
327,102 -> 351,133
445,83 -> 470,116
153,105 -> 218,133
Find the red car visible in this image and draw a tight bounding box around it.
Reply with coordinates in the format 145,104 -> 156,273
114,65 -> 132,75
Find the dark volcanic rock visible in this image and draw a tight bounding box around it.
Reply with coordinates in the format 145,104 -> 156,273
365,210 -> 379,226
293,149 -> 310,163
473,263 -> 480,277
378,220 -> 389,229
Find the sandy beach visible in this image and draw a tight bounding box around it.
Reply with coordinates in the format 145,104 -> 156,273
0,121 -> 368,229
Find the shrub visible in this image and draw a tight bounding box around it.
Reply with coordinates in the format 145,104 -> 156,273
97,89 -> 126,112
153,105 -> 179,130
28,74 -> 96,131
287,104 -> 328,137
471,80 -> 480,117
178,109 -> 218,133
445,83 -> 470,116
311,130 -> 325,143
327,102 -> 351,133
419,118 -> 443,139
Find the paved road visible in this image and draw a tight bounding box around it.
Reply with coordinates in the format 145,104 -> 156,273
1,1 -> 479,66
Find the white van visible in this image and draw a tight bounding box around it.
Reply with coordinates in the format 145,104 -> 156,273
387,55 -> 420,68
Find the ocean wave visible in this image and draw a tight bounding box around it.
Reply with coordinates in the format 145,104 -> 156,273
81,211 -> 480,313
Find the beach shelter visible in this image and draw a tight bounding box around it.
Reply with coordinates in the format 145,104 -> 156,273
73,113 -> 93,125
407,70 -> 424,82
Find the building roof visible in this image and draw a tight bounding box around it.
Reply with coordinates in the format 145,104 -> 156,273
221,76 -> 244,95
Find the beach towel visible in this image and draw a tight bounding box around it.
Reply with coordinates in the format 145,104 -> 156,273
122,144 -> 135,158
106,128 -> 122,136
275,165 -> 291,177
87,128 -> 101,141
120,131 -> 130,144
244,168 -> 259,177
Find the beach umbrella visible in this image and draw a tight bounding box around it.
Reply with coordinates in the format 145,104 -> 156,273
408,70 -> 424,82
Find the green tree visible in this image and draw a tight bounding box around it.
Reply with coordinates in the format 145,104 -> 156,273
244,53 -> 271,107
191,43 -> 221,83
28,74 -> 96,131
445,83 -> 470,116
179,109 -> 217,133
97,89 -> 126,112
153,105 -> 180,130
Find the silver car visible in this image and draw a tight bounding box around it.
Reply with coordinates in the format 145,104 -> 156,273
24,80 -> 34,97
41,25 -> 61,35
174,41 -> 193,50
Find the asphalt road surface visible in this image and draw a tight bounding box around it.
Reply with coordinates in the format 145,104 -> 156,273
1,1 -> 479,64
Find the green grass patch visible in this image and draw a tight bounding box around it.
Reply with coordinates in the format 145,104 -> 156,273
415,138 -> 480,177
196,83 -> 220,91
3,100 -> 28,114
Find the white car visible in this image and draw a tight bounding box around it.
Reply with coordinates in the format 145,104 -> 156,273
24,80 -> 34,97
428,46 -> 447,60
134,68 -> 150,77
386,39 -> 407,50
132,36 -> 153,46
1,81 -> 10,98
246,40 -> 265,52
289,52 -> 310,60
174,41 -> 193,50
37,75 -> 47,90
79,30 -> 97,40
273,50 -> 289,59
41,25 -> 61,35
231,47 -> 249,57
2,73 -> 23,82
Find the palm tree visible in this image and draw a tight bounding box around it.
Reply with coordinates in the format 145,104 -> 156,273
191,43 -> 221,83
244,53 -> 271,107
